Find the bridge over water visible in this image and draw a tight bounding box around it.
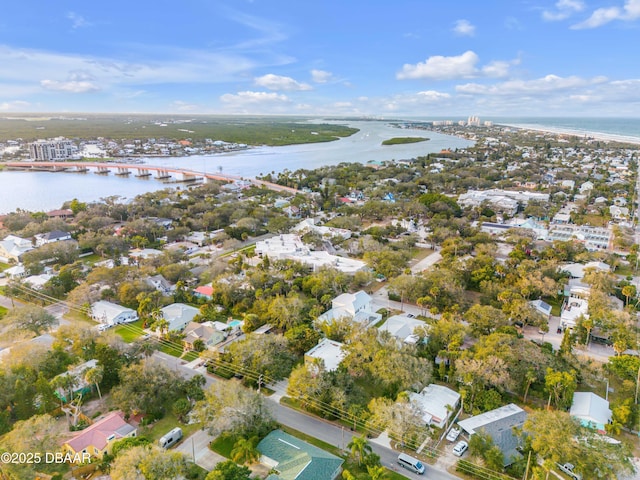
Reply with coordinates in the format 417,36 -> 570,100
4,161 -> 301,195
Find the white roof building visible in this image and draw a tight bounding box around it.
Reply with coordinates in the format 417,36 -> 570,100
529,299 -> 552,319
255,234 -> 365,274
317,291 -> 382,326
304,339 -> 346,373
0,235 -> 34,262
161,303 -> 199,332
409,384 -> 461,429
561,284 -> 590,329
560,261 -> 610,279
378,314 -> 426,344
91,301 -> 138,326
293,219 -> 352,240
570,392 -> 612,432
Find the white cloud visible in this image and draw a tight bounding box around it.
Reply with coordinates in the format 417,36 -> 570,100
397,51 -> 479,80
417,90 -> 451,101
311,69 -> 333,83
397,51 -> 514,81
254,74 -> 312,91
170,101 -> 199,112
220,91 -> 290,105
542,0 -> 584,21
40,79 -> 100,93
453,19 -> 476,36
455,74 -> 607,95
572,0 -> 640,28
0,44 -> 259,96
67,12 -> 91,29
0,100 -> 30,111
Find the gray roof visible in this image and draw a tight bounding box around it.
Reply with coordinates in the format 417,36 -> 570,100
458,404 -> 526,466
258,430 -> 343,480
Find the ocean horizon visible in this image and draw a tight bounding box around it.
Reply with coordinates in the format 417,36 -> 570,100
412,116 -> 640,144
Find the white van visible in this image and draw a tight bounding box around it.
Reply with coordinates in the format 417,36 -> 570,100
397,453 -> 425,475
159,427 -> 183,449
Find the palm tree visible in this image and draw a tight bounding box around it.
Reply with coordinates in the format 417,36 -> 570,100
367,465 -> 387,480
523,368 -> 537,403
231,436 -> 259,465
84,365 -> 104,399
346,435 -> 371,466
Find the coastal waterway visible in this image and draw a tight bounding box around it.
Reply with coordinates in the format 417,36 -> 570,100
0,121 -> 472,214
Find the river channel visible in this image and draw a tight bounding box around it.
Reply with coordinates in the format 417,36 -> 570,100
0,121 -> 473,214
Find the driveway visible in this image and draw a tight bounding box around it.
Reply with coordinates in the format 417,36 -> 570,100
175,429 -> 225,471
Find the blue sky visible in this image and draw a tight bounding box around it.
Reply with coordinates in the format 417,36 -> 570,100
1,0 -> 639,117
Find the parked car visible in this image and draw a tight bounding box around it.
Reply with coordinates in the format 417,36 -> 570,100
95,323 -> 111,332
557,463 -> 582,480
452,440 -> 468,457
446,427 -> 461,442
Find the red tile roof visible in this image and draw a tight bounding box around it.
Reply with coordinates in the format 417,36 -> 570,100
65,411 -> 135,453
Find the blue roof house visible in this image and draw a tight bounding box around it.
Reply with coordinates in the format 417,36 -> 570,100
258,430 -> 344,480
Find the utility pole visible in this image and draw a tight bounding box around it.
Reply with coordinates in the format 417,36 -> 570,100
258,374 -> 263,393
523,450 -> 532,480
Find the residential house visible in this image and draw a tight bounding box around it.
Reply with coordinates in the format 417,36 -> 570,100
145,274 -> 175,295
255,234 -> 366,274
304,339 -> 346,373
62,411 -> 137,461
3,264 -> 26,279
161,303 -> 199,332
46,208 -> 74,220
23,273 -> 53,290
34,230 -> 72,247
610,205 -> 629,220
560,283 -> 590,330
90,301 -> 138,326
560,261 -> 610,279
579,181 -> 594,194
0,235 -> 34,262
458,404 -> 526,466
570,392 -> 612,433
183,321 -> 225,351
193,285 -> 214,300
52,359 -> 98,402
378,314 -> 427,344
409,384 -> 461,429
258,429 -> 343,480
529,299 -> 552,320
317,291 -> 381,326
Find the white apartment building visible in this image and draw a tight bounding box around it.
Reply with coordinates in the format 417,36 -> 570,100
548,224 -> 611,251
29,137 -> 78,161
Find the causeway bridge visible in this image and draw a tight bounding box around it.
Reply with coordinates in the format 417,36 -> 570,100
4,161 -> 301,195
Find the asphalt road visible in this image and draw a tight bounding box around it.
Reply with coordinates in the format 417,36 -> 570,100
151,351 -> 457,479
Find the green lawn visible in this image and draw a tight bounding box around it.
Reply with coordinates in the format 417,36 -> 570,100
209,433 -> 236,458
0,261 -> 10,271
114,319 -> 145,343
79,253 -> 103,265
0,305 -> 7,319
542,295 -> 563,316
143,411 -> 202,443
160,343 -> 184,357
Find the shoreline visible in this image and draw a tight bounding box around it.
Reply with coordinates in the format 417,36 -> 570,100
498,122 -> 640,146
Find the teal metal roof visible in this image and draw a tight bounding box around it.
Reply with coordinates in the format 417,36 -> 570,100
258,430 -> 344,480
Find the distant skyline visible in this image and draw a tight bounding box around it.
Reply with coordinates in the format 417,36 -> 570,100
1,0 -> 639,117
